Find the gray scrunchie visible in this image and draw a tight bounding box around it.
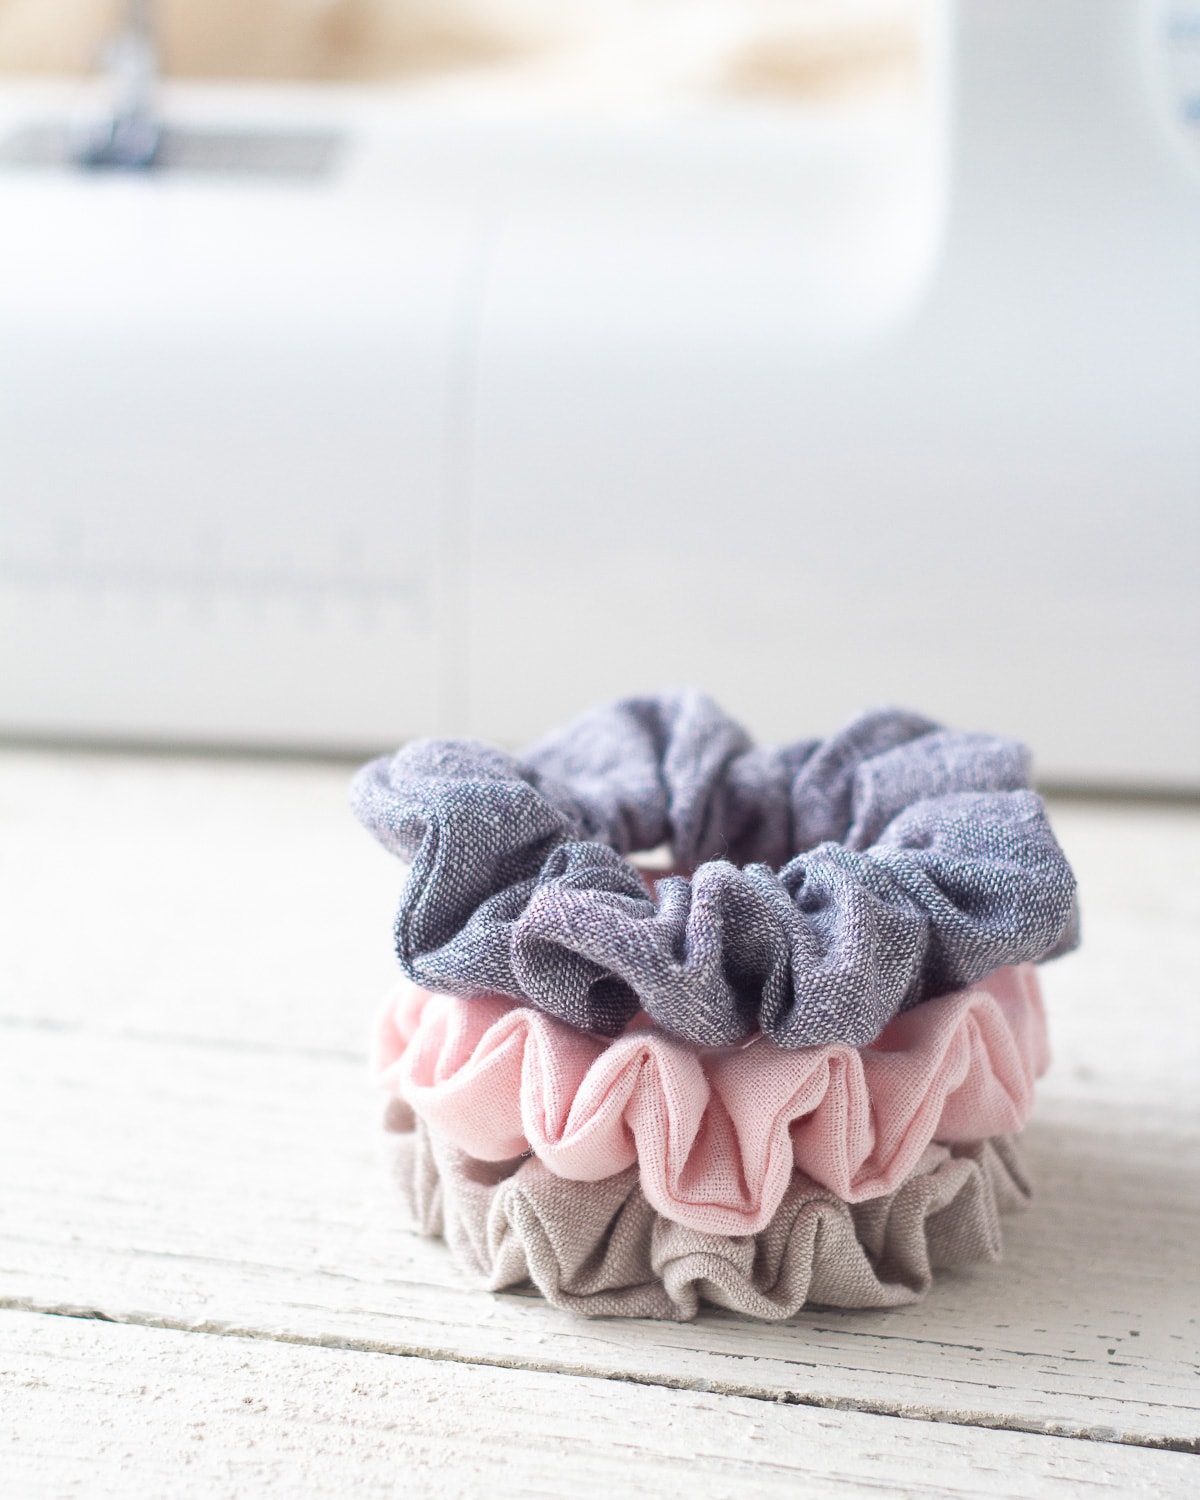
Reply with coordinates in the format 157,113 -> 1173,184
352,693 -> 1079,1048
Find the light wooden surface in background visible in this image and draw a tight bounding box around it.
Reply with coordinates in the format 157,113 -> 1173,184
1,748 -> 1197,1496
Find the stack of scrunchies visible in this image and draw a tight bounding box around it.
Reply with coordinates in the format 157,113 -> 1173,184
356,693 -> 1077,1322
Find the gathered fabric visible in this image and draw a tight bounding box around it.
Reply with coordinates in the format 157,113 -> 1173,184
385,1111 -> 1030,1322
353,694 -> 1078,1049
376,962 -> 1048,1238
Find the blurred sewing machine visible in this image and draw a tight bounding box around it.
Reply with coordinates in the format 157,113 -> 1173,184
0,0 -> 1196,787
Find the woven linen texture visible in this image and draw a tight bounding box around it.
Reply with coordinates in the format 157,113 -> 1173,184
385,1112 -> 1030,1322
376,963 -> 1048,1237
352,693 -> 1078,1049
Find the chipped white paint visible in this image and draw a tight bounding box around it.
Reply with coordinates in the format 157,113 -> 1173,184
0,748 -> 1198,1493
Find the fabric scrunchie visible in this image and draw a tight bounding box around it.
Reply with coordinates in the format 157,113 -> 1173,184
376,963 -> 1047,1236
386,1115 -> 1031,1323
352,693 -> 1078,1048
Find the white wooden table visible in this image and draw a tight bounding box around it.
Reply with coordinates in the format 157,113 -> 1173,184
1,749 -> 1197,1497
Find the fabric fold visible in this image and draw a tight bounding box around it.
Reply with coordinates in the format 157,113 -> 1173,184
385,1113 -> 1031,1322
377,962 -> 1048,1237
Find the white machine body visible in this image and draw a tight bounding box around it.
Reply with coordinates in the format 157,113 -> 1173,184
1,0 -> 1197,785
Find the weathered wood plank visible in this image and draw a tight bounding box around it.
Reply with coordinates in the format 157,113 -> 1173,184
2,749 -> 1198,1464
3,1310 -> 1196,1500
1032,801 -> 1200,1118
0,747 -> 397,1054
2,1024 -> 1196,1449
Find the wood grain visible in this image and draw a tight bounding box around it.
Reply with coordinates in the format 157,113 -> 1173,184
4,1311 -> 1196,1500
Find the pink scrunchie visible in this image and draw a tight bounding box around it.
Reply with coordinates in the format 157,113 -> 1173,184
376,964 -> 1048,1237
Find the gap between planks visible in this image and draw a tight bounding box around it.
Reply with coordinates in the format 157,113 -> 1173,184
8,1308 -> 1195,1500
4,760 -> 1198,1478
3,1021 -> 1197,1454
5,1301 -> 1196,1458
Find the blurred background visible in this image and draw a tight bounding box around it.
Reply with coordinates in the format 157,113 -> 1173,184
0,0 -> 1196,787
